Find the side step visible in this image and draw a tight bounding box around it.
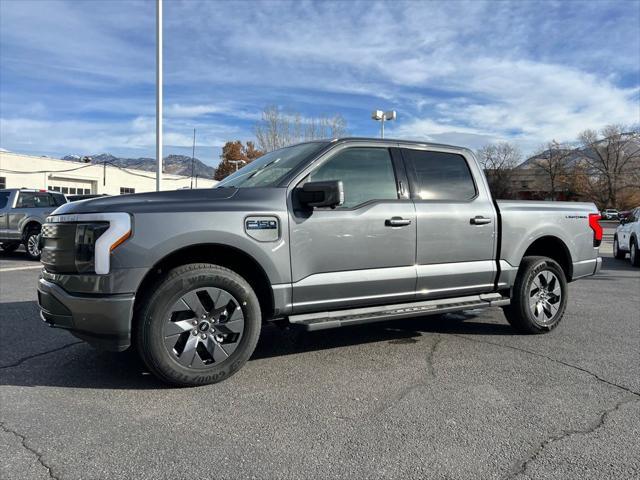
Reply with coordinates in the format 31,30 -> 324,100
288,293 -> 510,331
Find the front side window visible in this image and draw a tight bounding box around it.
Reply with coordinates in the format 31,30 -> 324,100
403,149 -> 476,201
0,192 -> 10,209
307,147 -> 398,208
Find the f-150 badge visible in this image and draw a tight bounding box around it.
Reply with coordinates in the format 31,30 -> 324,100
245,216 -> 279,242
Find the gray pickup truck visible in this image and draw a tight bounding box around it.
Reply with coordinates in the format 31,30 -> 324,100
37,138 -> 603,386
0,189 -> 67,259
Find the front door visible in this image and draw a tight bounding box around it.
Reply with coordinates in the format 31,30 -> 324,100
289,145 -> 416,313
401,147 -> 497,299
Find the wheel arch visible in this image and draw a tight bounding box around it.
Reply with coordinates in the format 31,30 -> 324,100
21,219 -> 42,240
521,235 -> 573,281
133,243 -> 275,323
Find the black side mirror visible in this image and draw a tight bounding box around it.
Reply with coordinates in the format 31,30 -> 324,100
297,180 -> 344,208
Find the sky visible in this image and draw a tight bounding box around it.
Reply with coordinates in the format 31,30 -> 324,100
1,0 -> 639,166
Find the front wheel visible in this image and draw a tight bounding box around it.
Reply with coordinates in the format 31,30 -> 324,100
613,236 -> 626,259
631,239 -> 640,267
503,256 -> 568,334
136,263 -> 261,387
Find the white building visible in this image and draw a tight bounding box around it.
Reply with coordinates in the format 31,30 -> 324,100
0,151 -> 217,194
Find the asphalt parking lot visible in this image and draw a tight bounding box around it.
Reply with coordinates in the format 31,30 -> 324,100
1,239 -> 638,479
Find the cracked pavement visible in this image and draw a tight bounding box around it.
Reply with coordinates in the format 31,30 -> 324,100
0,252 -> 638,479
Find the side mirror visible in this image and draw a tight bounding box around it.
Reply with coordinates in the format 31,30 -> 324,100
297,180 -> 344,208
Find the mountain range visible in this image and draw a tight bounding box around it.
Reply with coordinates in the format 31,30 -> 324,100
63,153 -> 216,178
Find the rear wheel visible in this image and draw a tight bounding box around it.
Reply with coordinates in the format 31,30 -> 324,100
136,263 -> 261,386
1,242 -> 19,253
23,228 -> 42,260
613,236 -> 626,259
503,256 -> 567,334
631,238 -> 640,267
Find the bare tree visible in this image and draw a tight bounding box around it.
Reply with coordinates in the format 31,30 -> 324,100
532,140 -> 573,200
255,106 -> 347,152
578,125 -> 640,208
476,142 -> 521,199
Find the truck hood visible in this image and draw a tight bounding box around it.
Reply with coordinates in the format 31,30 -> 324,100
53,188 -> 241,215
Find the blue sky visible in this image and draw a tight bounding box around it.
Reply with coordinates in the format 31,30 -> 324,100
1,0 -> 639,166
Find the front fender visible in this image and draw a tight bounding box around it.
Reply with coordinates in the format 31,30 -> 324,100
112,211 -> 291,286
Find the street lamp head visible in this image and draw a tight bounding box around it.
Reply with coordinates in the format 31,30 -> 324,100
371,110 -> 384,121
385,110 -> 397,121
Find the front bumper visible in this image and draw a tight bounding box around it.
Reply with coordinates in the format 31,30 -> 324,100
38,278 -> 134,351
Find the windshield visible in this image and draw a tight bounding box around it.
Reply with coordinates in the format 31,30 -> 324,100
216,142 -> 328,188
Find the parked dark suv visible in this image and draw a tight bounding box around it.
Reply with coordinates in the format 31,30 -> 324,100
0,189 -> 67,259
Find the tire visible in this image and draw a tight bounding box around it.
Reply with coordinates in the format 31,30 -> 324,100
23,229 -> 42,260
503,256 -> 568,334
1,242 -> 19,253
613,236 -> 626,260
136,263 -> 261,387
631,238 -> 640,267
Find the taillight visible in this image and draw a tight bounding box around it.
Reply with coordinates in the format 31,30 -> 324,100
589,213 -> 602,247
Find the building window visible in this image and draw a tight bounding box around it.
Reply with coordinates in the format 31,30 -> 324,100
0,176 -> 6,189
61,187 -> 69,194
51,186 -> 61,192
84,188 -> 91,194
120,187 -> 135,195
69,187 -> 77,194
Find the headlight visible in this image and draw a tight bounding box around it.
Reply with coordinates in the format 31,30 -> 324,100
42,213 -> 131,275
74,223 -> 110,273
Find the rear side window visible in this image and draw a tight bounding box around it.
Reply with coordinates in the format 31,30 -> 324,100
51,193 -> 67,206
308,147 -> 398,208
403,150 -> 476,201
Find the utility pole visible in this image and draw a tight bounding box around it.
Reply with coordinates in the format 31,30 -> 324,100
103,161 -> 106,186
155,0 -> 163,191
191,128 -> 196,189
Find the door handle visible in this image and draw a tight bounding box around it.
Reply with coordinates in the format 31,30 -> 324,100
385,217 -> 412,227
470,216 -> 492,225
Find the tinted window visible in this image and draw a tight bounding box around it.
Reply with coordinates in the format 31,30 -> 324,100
0,192 -> 10,209
308,148 -> 398,208
52,193 -> 67,206
34,193 -> 53,207
404,150 -> 476,201
16,192 -> 36,208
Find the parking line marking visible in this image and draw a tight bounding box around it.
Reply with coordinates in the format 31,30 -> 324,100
0,265 -> 42,272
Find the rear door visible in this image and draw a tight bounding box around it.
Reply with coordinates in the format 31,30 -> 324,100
288,144 -> 416,312
401,146 -> 497,298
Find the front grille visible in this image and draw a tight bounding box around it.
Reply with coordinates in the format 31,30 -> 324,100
41,223 -> 77,273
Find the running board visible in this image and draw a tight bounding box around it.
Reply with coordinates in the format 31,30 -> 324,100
288,293 -> 510,331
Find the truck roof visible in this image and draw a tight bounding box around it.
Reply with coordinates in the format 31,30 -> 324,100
329,137 -> 474,154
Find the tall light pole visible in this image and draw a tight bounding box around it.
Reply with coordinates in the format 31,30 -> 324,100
371,110 -> 396,139
190,128 -> 196,189
155,0 -> 163,191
